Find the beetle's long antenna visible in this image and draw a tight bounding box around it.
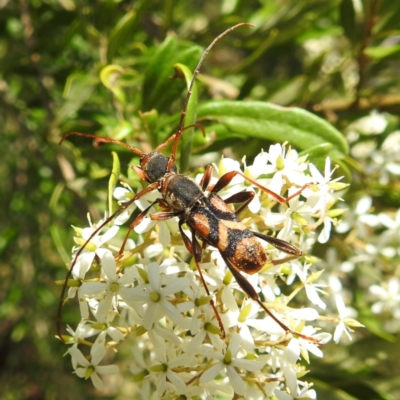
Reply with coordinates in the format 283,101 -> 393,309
60,132 -> 145,156
167,22 -> 253,171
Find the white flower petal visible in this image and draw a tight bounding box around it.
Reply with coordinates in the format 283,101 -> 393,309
162,277 -> 191,296
290,307 -> 319,321
98,225 -> 119,246
96,292 -> 115,322
75,252 -> 95,279
166,370 -> 187,394
161,300 -> 187,328
91,341 -> 106,365
100,251 -> 117,281
227,365 -> 246,395
75,366 -> 87,378
148,263 -> 161,291
69,347 -> 90,367
90,372 -> 104,391
228,333 -> 241,355
96,364 -> 120,375
233,358 -> 264,372
81,282 -> 109,295
199,362 -> 223,383
186,330 -> 206,354
318,219 -> 331,243
113,186 -> 131,200
158,222 -> 171,247
283,363 -> 298,397
107,326 -> 125,343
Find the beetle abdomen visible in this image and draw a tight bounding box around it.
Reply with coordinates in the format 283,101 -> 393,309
188,193 -> 267,275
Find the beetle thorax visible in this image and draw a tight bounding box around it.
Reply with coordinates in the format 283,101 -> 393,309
142,151 -> 178,183
160,174 -> 204,211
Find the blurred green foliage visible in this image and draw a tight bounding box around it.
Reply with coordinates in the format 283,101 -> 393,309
1,0 -> 400,399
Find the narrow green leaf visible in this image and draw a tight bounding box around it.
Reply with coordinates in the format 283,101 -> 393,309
364,44 -> 400,60
107,11 -> 137,62
267,76 -> 307,105
339,0 -> 357,42
100,65 -> 126,106
91,0 -> 119,31
312,379 -> 365,400
140,110 -> 159,148
50,225 -> 70,265
100,65 -> 124,89
173,63 -> 198,172
299,143 -> 333,158
108,151 -> 121,217
332,157 -> 351,183
197,101 -> 349,157
57,73 -> 98,124
191,123 -> 244,154
142,36 -> 202,113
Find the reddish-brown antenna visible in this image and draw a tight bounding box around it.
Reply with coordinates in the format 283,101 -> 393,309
166,22 -> 254,172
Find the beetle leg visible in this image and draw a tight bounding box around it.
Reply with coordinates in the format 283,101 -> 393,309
199,165 -> 214,191
178,221 -> 226,337
133,181 -> 160,201
222,256 -> 319,343
117,199 -> 163,256
154,133 -> 177,152
157,199 -> 170,209
211,170 -> 285,202
157,123 -> 206,154
130,164 -> 147,181
252,231 -> 302,263
150,210 -> 183,221
165,124 -> 206,172
212,170 -> 309,204
223,190 -> 255,216
285,184 -> 310,202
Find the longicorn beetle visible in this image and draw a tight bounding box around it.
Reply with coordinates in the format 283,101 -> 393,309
58,23 -> 318,343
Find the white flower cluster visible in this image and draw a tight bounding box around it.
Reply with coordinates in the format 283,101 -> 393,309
348,110 -> 400,185
332,111 -> 400,335
61,143 -> 352,399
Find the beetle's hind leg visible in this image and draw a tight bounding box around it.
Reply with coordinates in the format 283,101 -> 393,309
222,255 -> 319,344
211,170 -> 309,204
178,220 -> 226,337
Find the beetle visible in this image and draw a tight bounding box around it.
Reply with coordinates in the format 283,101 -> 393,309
58,23 -> 316,343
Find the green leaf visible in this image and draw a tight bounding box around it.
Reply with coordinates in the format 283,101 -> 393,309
299,143 -> 333,158
100,65 -> 125,89
312,379 -> 359,400
190,123 -> 245,154
173,63 -> 198,172
57,73 -> 99,124
197,100 -> 349,157
364,44 -> 400,60
339,0 -> 357,43
267,76 -> 307,105
141,36 -> 202,113
333,157 -> 352,183
108,151 -> 121,217
100,64 -> 126,106
300,143 -> 352,182
140,109 -> 160,148
107,11 -> 138,62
